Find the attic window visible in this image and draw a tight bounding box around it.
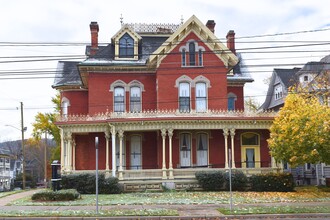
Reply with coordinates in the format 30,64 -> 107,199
119,33 -> 134,58
179,40 -> 205,67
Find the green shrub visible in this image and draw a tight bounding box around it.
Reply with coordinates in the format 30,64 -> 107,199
61,173 -> 122,194
31,189 -> 80,201
250,172 -> 294,192
224,170 -> 248,191
195,171 -> 225,191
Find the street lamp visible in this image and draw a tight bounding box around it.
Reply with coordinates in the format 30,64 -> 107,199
5,124 -> 27,190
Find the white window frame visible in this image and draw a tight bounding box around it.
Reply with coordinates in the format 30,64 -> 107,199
179,82 -> 190,112
195,82 -> 207,112
114,87 -> 125,112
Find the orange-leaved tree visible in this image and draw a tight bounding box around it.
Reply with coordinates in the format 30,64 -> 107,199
268,91 -> 330,167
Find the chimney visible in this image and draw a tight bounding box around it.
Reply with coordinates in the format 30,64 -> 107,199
89,21 -> 99,56
226,30 -> 236,54
206,20 -> 216,33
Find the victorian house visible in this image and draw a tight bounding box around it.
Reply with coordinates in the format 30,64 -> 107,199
53,15 -> 277,190
261,55 -> 330,186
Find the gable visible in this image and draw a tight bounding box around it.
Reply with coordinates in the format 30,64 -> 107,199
111,25 -> 142,60
149,15 -> 238,68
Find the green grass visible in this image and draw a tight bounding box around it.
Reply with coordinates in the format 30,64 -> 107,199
0,208 -> 178,217
218,206 -> 330,215
9,190 -> 330,206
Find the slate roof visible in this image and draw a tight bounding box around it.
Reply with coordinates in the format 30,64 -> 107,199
260,68 -> 300,110
83,35 -> 169,65
53,18 -> 252,87
229,53 -> 254,82
52,61 -> 82,88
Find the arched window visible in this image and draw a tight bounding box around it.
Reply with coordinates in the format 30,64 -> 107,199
119,33 -> 134,58
179,41 -> 204,67
189,42 -> 196,66
179,82 -> 190,112
114,87 -> 125,112
196,82 -> 207,112
181,49 -> 186,66
130,86 -> 141,112
61,97 -> 70,118
198,49 -> 203,66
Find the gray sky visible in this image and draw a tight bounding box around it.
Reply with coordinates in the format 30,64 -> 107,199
1,0 -> 330,141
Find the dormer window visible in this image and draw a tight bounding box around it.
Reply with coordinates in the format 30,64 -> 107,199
274,85 -> 283,100
303,75 -> 309,82
119,33 -> 134,58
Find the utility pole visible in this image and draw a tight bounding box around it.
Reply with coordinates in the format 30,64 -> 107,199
44,132 -> 47,188
20,102 -> 26,190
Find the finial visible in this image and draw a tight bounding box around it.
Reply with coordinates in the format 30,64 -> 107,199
181,15 -> 184,24
120,14 -> 123,26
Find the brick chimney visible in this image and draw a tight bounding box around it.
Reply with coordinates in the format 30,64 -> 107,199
226,30 -> 236,54
89,21 -> 99,56
206,20 -> 216,33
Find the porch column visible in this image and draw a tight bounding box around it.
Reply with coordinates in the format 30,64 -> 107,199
118,129 -> 124,180
168,128 -> 174,179
105,130 -> 110,171
223,128 -> 229,169
161,128 -> 167,179
230,128 -> 236,168
60,128 -> 65,171
110,125 -> 116,177
72,139 -> 76,171
65,132 -> 72,172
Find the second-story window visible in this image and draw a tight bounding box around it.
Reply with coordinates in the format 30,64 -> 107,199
119,33 -> 134,58
130,86 -> 141,112
227,93 -> 237,111
114,87 -> 125,112
196,82 -> 207,112
179,82 -> 190,112
61,97 -> 70,118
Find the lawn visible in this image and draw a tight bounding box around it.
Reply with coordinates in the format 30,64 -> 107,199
9,188 -> 330,206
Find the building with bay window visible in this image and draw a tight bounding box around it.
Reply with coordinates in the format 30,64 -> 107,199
53,15 -> 277,190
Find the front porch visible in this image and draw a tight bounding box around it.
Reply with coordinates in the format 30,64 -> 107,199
57,109 -> 278,191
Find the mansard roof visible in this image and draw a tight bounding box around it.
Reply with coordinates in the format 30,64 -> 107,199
53,15 -> 251,88
260,68 -> 300,111
52,61 -> 82,88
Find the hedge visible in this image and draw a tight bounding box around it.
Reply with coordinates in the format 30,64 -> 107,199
60,173 -> 122,194
195,171 -> 225,191
224,170 -> 248,191
31,189 -> 80,201
250,172 -> 295,192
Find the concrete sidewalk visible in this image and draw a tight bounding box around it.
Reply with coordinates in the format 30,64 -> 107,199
0,189 -> 329,219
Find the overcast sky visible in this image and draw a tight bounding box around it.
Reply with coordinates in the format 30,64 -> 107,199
1,0 -> 330,141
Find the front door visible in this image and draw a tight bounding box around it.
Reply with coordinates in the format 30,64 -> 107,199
130,135 -> 141,170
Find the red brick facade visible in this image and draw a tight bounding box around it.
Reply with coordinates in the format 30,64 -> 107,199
54,15 -> 275,180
